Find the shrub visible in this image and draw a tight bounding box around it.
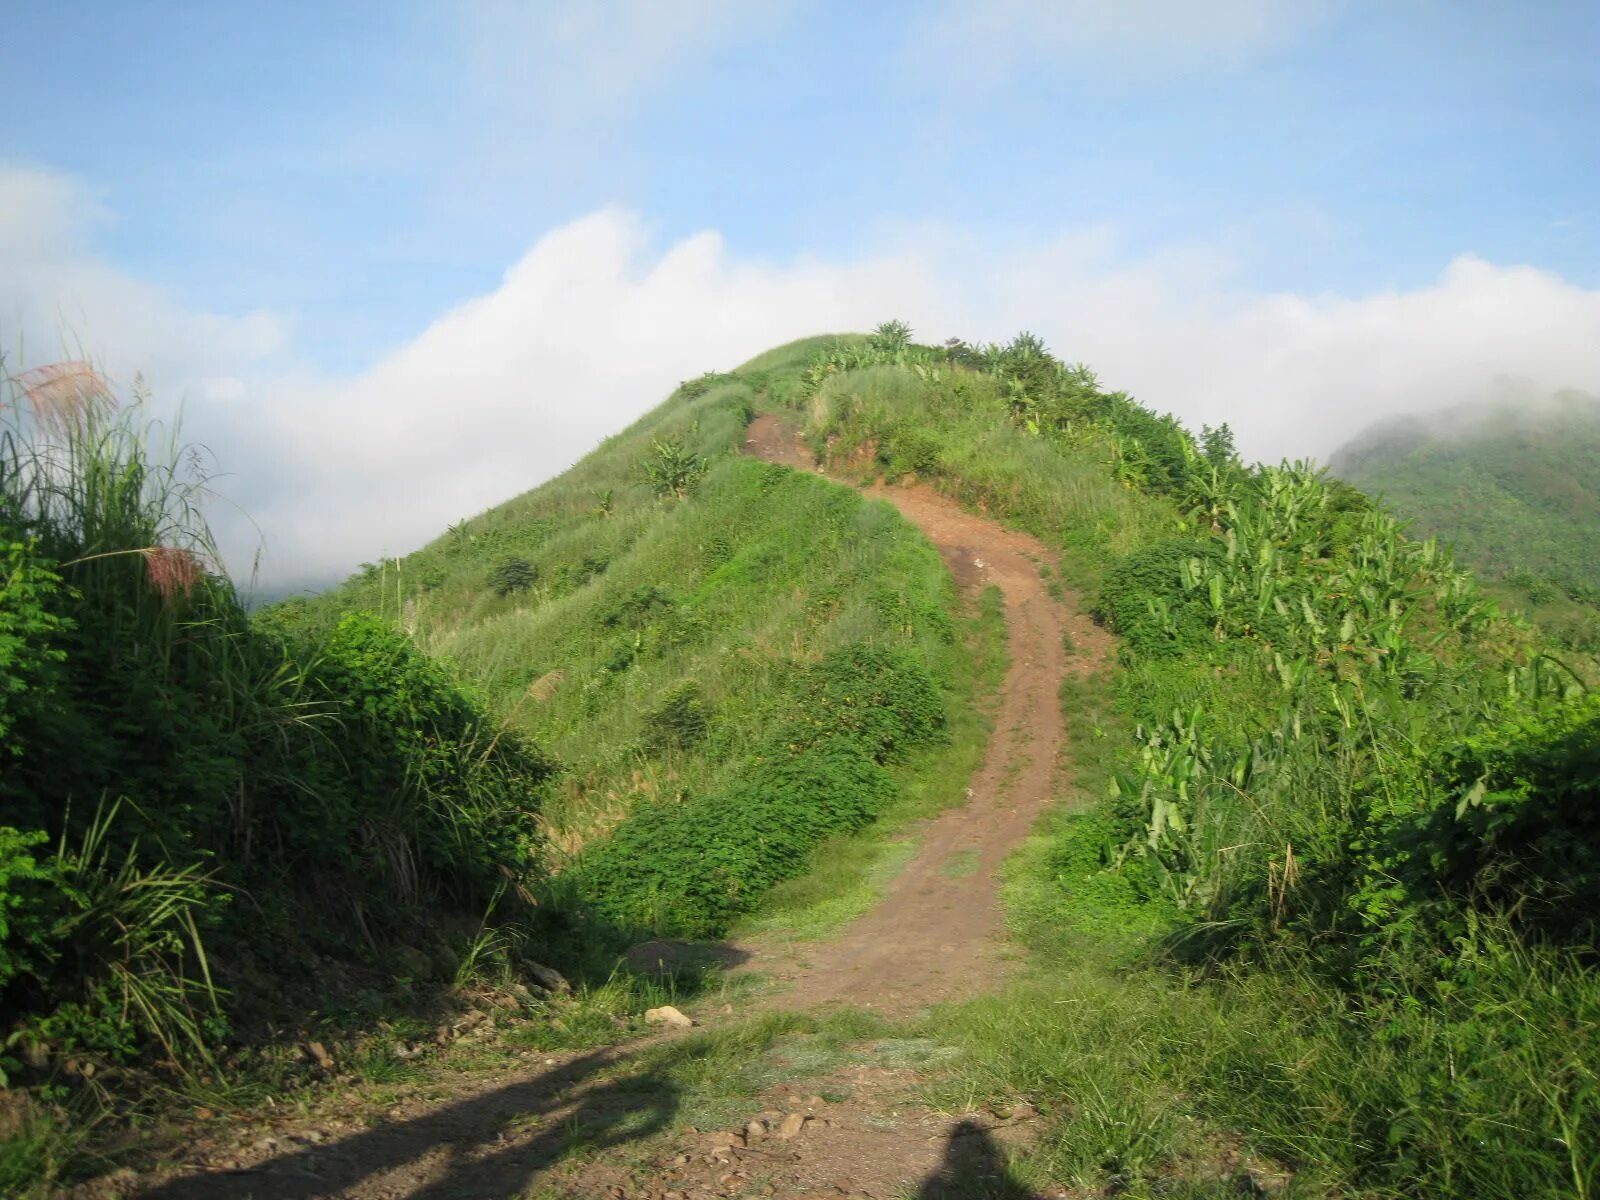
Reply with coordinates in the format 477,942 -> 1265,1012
784,644 -> 945,763
642,680 -> 708,754
1095,539 -> 1221,660
1369,692 -> 1600,944
570,642 -> 946,938
572,737 -> 894,938
0,537 -> 69,759
489,556 -> 537,596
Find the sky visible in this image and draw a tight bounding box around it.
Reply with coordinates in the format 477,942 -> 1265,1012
3,0 -> 1598,588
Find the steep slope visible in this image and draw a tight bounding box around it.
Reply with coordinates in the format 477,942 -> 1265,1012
272,343 -> 972,957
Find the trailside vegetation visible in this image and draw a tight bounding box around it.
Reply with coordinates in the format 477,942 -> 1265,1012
776,322 -> 1599,1198
0,363 -> 552,1182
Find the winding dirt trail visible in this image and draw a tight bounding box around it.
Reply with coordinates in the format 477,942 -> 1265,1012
119,416 -> 1109,1200
738,415 -> 1111,1015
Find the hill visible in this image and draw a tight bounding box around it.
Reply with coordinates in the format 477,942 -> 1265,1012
1329,390 -> 1600,644
5,331 -> 1598,1198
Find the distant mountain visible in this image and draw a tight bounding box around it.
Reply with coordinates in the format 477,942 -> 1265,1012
1329,389 -> 1600,596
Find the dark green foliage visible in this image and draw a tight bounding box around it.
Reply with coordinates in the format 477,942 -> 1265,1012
488,555 -> 537,596
0,537 -> 68,757
785,644 -> 945,762
1095,540 -> 1221,660
1381,693 -> 1600,943
570,645 -> 944,938
293,613 -> 553,904
571,738 -> 894,938
0,384 -> 554,1074
641,680 -> 708,753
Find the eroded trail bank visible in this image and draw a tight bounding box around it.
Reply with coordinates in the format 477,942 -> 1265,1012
739,414 -> 1111,1013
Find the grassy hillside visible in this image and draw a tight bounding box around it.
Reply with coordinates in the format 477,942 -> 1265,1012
277,346 -> 962,871
1330,390 -> 1600,647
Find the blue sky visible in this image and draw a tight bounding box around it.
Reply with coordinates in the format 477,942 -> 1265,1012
4,1 -> 1598,584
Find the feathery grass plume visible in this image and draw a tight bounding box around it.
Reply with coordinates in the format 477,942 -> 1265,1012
7,361 -> 115,435
142,545 -> 203,602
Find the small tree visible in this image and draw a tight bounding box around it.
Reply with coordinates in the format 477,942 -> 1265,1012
489,556 -> 537,597
641,437 -> 706,500
869,320 -> 912,353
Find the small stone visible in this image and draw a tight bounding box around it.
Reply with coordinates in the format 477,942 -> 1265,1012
644,1005 -> 694,1028
774,1112 -> 808,1140
745,1119 -> 768,1141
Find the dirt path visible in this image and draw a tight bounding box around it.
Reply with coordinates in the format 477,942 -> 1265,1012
737,414 -> 1109,1015
118,415 -> 1106,1200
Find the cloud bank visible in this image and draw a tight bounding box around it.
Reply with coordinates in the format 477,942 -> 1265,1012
5,164 -> 1599,589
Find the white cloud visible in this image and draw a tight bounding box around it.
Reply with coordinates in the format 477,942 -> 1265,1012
6,166 -> 1599,589
0,164 -> 287,395
233,210 -> 934,585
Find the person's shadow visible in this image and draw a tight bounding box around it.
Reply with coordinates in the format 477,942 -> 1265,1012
136,1047 -> 678,1200
915,1119 -> 1039,1199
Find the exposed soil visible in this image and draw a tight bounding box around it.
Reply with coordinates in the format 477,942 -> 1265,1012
111,413 -> 1104,1200
738,414 -> 1110,1014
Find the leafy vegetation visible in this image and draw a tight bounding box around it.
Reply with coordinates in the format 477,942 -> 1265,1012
8,325 -> 1598,1198
0,362 -> 553,1185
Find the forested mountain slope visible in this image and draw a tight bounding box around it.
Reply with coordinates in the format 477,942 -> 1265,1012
1330,391 -> 1600,646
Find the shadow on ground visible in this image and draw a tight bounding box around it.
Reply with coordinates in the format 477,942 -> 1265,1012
136,1047 -> 677,1200
915,1119 -> 1039,1199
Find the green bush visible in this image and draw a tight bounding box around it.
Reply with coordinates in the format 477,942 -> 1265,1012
1095,539 -> 1221,660
0,538 -> 69,759
572,737 -> 894,938
488,555 -> 537,596
1367,692 -> 1600,944
641,680 -> 708,754
784,644 -> 945,763
570,643 -> 945,938
0,378 -> 557,1076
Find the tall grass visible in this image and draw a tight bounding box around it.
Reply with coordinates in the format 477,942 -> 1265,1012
1,361 -> 553,1082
